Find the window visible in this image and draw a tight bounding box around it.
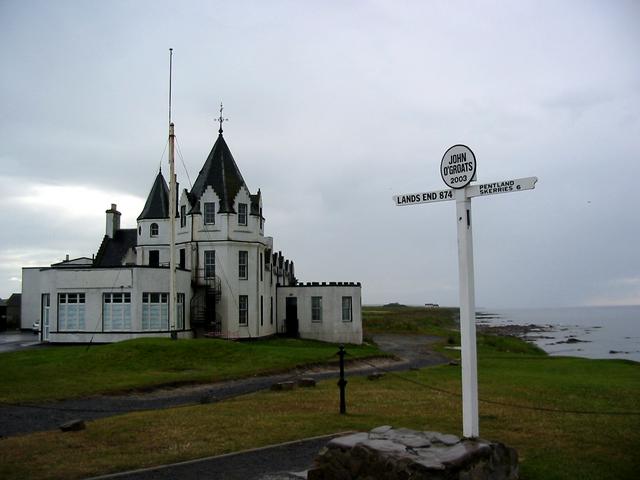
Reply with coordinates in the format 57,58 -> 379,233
177,293 -> 185,330
179,248 -> 185,269
260,295 -> 264,326
138,226 -> 141,235
58,293 -> 86,330
103,292 -> 131,331
259,207 -> 263,229
239,251 -> 248,279
238,203 -> 247,226
204,202 -> 215,225
270,297 -> 273,325
260,253 -> 263,281
142,293 -> 168,330
312,296 -> 323,322
150,223 -> 159,237
180,205 -> 186,228
239,295 -> 248,325
342,296 -> 353,322
149,250 -> 159,267
204,250 -> 215,278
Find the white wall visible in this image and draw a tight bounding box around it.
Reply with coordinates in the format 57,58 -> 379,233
22,266 -> 192,343
199,239 -> 276,339
277,284 -> 363,344
21,267 -> 43,329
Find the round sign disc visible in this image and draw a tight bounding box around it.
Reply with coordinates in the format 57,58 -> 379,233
440,144 -> 476,189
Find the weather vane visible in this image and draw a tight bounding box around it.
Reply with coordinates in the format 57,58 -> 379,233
217,102 -> 228,134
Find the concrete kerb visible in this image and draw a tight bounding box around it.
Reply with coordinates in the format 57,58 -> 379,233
84,431 -> 356,480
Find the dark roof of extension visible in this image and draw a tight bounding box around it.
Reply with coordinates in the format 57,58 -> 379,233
138,171 -> 170,220
6,293 -> 21,306
189,133 -> 246,214
93,229 -> 137,267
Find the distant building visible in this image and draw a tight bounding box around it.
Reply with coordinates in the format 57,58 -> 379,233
0,294 -> 21,331
0,299 -> 5,331
21,126 -> 362,344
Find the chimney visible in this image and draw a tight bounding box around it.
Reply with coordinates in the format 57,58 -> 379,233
65,254 -> 69,262
106,203 -> 121,239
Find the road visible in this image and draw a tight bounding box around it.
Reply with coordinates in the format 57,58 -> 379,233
0,330 -> 40,353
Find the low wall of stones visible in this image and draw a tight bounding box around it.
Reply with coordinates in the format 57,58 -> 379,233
308,426 -> 518,480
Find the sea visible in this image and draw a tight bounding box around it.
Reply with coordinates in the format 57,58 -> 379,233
476,305 -> 640,362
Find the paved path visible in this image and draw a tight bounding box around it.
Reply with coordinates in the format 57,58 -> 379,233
86,434 -> 348,480
0,334 -> 447,438
0,330 -> 41,353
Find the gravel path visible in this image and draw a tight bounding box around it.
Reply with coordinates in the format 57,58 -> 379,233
0,334 -> 447,438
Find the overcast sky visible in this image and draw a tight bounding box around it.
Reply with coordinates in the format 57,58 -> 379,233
1,0 -> 638,308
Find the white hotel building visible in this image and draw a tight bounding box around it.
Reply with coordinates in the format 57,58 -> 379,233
21,126 -> 362,344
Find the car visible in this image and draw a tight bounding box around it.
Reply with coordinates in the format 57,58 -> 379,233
32,321 -> 40,334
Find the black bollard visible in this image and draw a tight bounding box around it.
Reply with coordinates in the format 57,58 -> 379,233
337,344 -> 347,414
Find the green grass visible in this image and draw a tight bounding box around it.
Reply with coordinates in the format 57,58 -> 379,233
1,306 -> 638,479
363,305 -> 459,336
364,304 -> 546,356
0,352 -> 637,480
0,337 -> 382,402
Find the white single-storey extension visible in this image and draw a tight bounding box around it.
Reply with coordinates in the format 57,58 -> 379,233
21,122 -> 362,344
278,283 -> 362,345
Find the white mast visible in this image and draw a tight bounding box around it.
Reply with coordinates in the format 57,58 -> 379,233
168,48 -> 177,337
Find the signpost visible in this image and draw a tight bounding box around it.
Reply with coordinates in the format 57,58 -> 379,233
440,144 -> 476,189
393,145 -> 537,439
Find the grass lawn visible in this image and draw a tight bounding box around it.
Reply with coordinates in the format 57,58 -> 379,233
0,337 -> 382,403
0,349 -> 638,480
1,306 -> 638,479
363,305 -> 459,337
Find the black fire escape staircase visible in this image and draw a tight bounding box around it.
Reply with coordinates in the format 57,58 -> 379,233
190,269 -> 222,336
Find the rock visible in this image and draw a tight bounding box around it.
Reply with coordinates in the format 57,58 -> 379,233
427,432 -> 460,446
313,426 -> 518,480
271,381 -> 295,391
370,425 -> 394,435
298,378 -> 317,387
558,338 -> 590,344
367,372 -> 385,380
59,419 -> 85,432
328,432 -> 369,449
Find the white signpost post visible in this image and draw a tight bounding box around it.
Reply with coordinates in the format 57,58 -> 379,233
393,145 -> 538,439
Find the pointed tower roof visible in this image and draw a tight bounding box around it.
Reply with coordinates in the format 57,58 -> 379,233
138,171 -> 170,220
190,133 -> 246,213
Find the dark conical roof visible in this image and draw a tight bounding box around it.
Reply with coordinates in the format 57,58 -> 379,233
190,133 -> 246,214
138,171 -> 170,220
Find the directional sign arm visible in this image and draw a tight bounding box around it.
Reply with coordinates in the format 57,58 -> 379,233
466,176 -> 538,198
393,188 -> 455,206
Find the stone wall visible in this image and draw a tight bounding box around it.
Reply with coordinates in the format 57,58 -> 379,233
308,426 -> 518,480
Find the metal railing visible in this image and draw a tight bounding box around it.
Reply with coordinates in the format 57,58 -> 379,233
191,268 -> 222,294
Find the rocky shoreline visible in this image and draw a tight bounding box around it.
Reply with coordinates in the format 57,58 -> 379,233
476,322 -> 554,339
476,315 -> 593,348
